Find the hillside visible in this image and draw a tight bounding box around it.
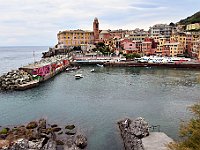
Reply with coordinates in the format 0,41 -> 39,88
178,11 -> 200,25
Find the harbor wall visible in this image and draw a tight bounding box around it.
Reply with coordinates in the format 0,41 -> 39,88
104,62 -> 200,69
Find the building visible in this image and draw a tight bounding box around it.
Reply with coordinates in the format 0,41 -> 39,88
57,30 -> 94,47
126,29 -> 149,42
170,32 -> 187,52
192,36 -> 200,58
149,24 -> 173,38
142,38 -> 156,56
57,18 -> 100,47
120,39 -> 138,54
186,23 -> 200,31
156,37 -> 170,56
164,42 -> 184,57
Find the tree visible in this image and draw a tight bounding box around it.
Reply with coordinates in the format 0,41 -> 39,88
168,104 -> 200,150
96,42 -> 106,49
124,53 -> 141,59
169,22 -> 175,27
96,42 -> 110,55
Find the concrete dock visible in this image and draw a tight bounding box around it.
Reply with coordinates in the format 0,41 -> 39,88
142,132 -> 174,150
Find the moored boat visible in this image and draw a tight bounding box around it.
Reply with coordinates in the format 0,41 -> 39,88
66,66 -> 80,72
97,64 -> 104,67
75,74 -> 83,79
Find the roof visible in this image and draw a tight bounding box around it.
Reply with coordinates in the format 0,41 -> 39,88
58,30 -> 93,35
100,30 -> 109,34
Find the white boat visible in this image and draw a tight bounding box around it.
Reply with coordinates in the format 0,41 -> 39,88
91,69 -> 95,72
66,66 -> 80,71
75,74 -> 83,79
97,64 -> 104,67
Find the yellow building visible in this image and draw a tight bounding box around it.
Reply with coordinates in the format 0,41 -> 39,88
57,30 -> 94,47
165,42 -> 184,57
170,32 -> 187,50
156,37 -> 169,56
186,23 -> 200,31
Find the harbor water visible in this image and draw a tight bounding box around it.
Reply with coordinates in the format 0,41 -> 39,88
0,47 -> 200,150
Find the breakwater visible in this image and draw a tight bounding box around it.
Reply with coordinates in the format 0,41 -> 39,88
0,55 -> 70,91
104,61 -> 200,69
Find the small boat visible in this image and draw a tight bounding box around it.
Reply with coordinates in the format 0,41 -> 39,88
97,64 -> 104,67
91,69 -> 95,72
66,66 -> 80,72
75,74 -> 83,79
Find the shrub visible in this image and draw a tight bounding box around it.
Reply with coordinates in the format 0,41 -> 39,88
168,104 -> 200,150
0,128 -> 8,134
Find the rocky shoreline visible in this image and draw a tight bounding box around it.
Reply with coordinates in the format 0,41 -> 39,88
118,117 -> 150,150
118,117 -> 174,150
0,119 -> 87,150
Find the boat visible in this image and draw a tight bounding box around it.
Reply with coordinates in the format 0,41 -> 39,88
66,66 -> 80,72
91,69 -> 95,72
97,64 -> 104,67
75,74 -> 83,79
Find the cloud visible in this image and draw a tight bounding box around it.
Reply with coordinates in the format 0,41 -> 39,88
0,0 -> 199,46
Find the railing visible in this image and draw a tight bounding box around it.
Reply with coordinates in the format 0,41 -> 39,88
149,125 -> 160,132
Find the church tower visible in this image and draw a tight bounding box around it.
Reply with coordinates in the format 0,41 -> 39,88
93,17 -> 99,44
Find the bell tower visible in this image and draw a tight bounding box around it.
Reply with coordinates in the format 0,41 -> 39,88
93,17 -> 99,43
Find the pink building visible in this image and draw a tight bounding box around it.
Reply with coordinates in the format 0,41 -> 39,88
142,38 -> 157,55
120,39 -> 138,54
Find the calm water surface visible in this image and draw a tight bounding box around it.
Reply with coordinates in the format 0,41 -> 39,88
0,47 -> 200,150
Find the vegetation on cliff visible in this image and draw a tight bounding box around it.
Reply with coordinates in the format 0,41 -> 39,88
168,104 -> 200,150
178,11 -> 200,25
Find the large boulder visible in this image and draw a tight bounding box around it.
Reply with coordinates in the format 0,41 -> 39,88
65,124 -> 76,135
74,134 -> 87,149
130,117 -> 149,138
118,117 -> 150,150
26,121 -> 38,129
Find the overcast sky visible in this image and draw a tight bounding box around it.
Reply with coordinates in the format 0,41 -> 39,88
0,0 -> 199,46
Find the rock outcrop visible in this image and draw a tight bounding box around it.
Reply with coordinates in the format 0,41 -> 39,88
0,119 -> 87,150
118,117 -> 149,150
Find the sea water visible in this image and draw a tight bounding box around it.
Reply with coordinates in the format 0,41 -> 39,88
0,47 -> 200,150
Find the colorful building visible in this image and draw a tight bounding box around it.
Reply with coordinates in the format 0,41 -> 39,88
156,37 -> 170,56
57,18 -> 100,47
164,42 -> 184,57
186,23 -> 200,31
170,32 -> 187,50
121,40 -> 137,54
149,24 -> 173,38
57,30 -> 94,47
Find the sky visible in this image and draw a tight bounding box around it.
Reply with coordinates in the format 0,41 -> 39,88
0,0 -> 199,46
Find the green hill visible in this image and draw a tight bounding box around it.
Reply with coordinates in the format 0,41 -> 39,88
178,11 -> 200,25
